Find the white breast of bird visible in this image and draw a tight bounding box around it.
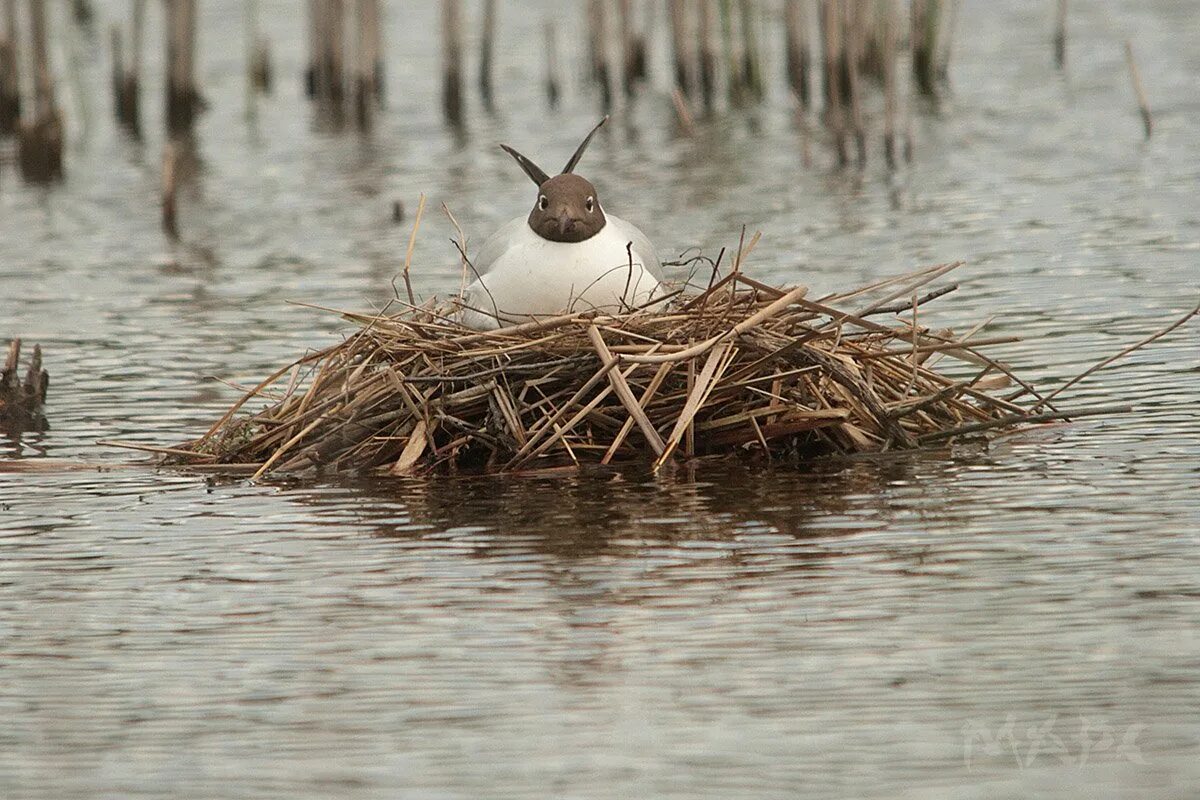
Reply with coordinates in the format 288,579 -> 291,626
459,213 -> 662,330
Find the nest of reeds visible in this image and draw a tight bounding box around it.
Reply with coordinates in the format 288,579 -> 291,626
156,260 -> 1125,479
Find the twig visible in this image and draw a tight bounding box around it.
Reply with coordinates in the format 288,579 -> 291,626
865,283 -> 958,316
919,404 -> 1134,444
1032,298 -> 1200,412
400,192 -> 426,306
1054,0 -> 1068,68
1124,39 -> 1152,139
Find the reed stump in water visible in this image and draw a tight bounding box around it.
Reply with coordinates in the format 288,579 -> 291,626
1,339 -> 49,433
159,261 -> 1121,479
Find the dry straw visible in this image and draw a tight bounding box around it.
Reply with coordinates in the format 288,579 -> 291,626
147,252 -> 1151,479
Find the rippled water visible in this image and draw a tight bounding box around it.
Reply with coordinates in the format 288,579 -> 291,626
2,1 -> 1199,797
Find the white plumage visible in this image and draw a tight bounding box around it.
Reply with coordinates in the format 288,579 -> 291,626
458,209 -> 663,331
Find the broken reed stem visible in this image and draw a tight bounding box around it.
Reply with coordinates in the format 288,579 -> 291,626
1032,297 -> 1200,412
1,338 -> 49,433
304,0 -> 349,122
354,0 -> 381,127
130,0 -> 145,115
858,0 -> 884,82
326,0 -> 346,104
937,0 -> 958,81
1124,40 -> 1152,139
164,0 -> 199,133
911,0 -> 941,98
110,25 -> 124,119
920,404 -> 1132,444
246,0 -> 271,96
818,0 -> 850,109
668,0 -> 692,99
618,0 -> 637,96
783,0 -> 810,110
632,2 -> 649,82
28,0 -> 53,112
0,0 -> 20,136
113,0 -> 145,133
738,0 -> 763,102
477,0 -> 495,110
721,0 -> 746,106
161,141 -> 178,239
543,19 -> 560,108
72,0 -> 93,24
671,87 -> 694,136
305,0 -> 317,96
441,0 -> 464,127
587,0 -> 612,112
882,0 -> 898,169
17,0 -> 64,182
401,193 -> 427,307
820,0 -> 848,167
844,0 -> 866,166
1054,0 -> 1067,68
697,0 -> 716,112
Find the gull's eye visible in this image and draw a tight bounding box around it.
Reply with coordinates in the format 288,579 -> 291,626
585,196 -> 595,213
538,195 -> 548,211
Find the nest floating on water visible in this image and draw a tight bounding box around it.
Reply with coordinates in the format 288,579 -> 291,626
162,262 -> 1098,477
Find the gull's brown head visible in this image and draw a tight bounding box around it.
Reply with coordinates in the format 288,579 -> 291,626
499,116 -> 610,244
528,174 -> 605,243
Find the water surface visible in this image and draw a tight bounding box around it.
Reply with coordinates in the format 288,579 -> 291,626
2,1 -> 1198,797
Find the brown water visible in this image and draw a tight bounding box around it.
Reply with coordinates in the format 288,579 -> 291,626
2,1 -> 1199,797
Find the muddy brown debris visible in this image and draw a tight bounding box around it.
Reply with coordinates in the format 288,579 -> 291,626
1,339 -> 50,433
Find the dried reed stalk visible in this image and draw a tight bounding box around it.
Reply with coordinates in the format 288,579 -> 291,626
305,0 -> 347,122
937,0 -> 958,81
477,0 -> 495,109
72,0 -> 92,24
113,0 -> 145,133
1054,0 -> 1067,68
882,0 -> 898,168
1,339 -> 49,433
305,0 -> 318,96
165,0 -> 200,133
1124,40 -> 1152,139
911,0 -> 941,98
158,259 -> 1119,479
667,0 -> 692,99
0,0 -> 20,135
820,0 -> 848,166
738,0 -> 763,102
17,0 -> 64,182
859,0 -> 884,82
697,0 -> 716,112
843,0 -> 866,166
161,141 -> 179,239
441,0 -> 464,127
587,0 -> 612,112
671,87 -> 695,136
721,0 -> 746,106
618,0 -> 637,96
784,0 -> 810,110
354,0 -> 381,126
543,19 -> 560,108
111,25 -> 124,118
247,0 -> 271,95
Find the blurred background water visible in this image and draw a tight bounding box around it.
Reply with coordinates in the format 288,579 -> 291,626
1,1 -> 1198,797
